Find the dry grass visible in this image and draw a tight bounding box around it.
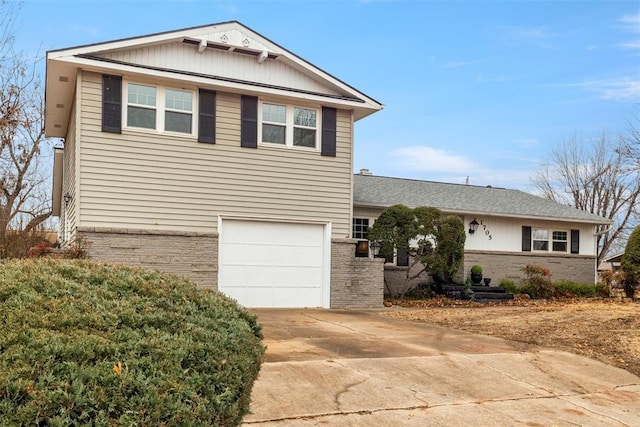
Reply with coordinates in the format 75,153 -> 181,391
381,297 -> 640,377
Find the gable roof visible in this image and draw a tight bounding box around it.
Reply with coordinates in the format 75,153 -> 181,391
354,174 -> 611,225
45,20 -> 383,138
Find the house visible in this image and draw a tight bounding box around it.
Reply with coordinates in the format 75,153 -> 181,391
352,172 -> 612,293
598,253 -> 623,274
46,21 -> 384,309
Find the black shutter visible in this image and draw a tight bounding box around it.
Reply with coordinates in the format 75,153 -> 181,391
198,89 -> 216,144
102,74 -> 122,133
522,226 -> 532,252
240,95 -> 258,148
397,247 -> 409,267
321,106 -> 337,157
571,229 -> 580,254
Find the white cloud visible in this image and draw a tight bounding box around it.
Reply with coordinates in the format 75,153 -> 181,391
391,146 -> 477,174
515,138 -> 539,148
444,59 -> 482,68
551,78 -> 640,102
512,26 -> 554,40
387,145 -> 537,190
500,25 -> 557,48
619,13 -> 640,26
620,41 -> 640,49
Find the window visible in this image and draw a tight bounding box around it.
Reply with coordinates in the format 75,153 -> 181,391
127,84 -> 156,129
125,83 -> 195,135
552,231 -> 568,252
532,229 -> 548,251
260,102 -> 319,149
532,228 -> 568,253
352,218 -> 369,240
165,89 -> 193,133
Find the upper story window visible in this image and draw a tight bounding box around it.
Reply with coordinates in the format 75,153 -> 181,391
260,101 -> 319,149
127,84 -> 156,129
533,228 -> 568,253
165,89 -> 193,133
125,82 -> 195,135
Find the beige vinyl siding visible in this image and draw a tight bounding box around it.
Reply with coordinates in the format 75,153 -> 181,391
77,71 -> 352,237
95,42 -> 343,97
61,98 -> 78,243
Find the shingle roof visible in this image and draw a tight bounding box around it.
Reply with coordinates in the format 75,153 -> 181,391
354,174 -> 611,224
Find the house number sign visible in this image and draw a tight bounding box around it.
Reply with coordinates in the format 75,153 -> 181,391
479,219 -> 492,240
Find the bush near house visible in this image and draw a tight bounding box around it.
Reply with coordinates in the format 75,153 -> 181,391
621,224 -> 640,298
0,259 -> 264,426
552,280 -> 607,298
500,276 -> 606,299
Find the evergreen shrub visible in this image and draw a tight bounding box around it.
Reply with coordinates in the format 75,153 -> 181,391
0,259 -> 264,426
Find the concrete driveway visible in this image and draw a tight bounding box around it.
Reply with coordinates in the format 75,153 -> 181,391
243,309 -> 640,426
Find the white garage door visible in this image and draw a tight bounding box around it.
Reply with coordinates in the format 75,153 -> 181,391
218,219 -> 328,308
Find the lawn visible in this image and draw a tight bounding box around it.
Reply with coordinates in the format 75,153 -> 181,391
382,297 -> 640,377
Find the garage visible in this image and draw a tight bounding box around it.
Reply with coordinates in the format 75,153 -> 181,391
218,219 -> 329,308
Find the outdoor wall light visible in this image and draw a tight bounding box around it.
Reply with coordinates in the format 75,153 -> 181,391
355,240 -> 369,258
370,241 -> 382,256
469,219 -> 479,234
63,192 -> 72,206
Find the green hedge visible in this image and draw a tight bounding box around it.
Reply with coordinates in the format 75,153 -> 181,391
499,278 -> 606,299
552,280 -> 607,298
0,259 -> 265,426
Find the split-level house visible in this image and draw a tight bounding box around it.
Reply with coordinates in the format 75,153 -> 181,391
46,21 -> 384,308
353,172 -> 612,294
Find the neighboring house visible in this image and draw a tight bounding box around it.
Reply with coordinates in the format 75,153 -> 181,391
46,21 -> 384,309
353,172 -> 612,292
598,253 -> 624,274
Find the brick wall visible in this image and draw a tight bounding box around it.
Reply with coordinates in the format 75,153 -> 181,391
330,238 -> 384,308
77,227 -> 218,290
79,230 -> 384,308
464,250 -> 597,284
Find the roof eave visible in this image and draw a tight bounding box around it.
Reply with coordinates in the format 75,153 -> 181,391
45,53 -> 382,137
353,202 -> 612,225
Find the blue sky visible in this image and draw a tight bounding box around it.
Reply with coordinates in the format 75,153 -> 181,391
11,0 -> 640,191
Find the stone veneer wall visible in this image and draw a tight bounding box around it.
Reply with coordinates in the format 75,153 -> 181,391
78,230 -> 383,308
464,250 -> 597,285
330,238 -> 384,308
77,227 -> 218,290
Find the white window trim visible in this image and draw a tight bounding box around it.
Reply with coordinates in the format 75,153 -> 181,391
123,81 -> 198,137
532,228 -> 569,253
258,100 -> 321,151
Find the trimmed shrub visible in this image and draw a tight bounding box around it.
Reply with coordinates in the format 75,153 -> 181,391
0,259 -> 265,426
499,279 -> 518,294
470,265 -> 483,274
552,280 -> 607,298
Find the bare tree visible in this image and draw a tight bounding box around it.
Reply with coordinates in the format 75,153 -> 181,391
533,133 -> 640,264
0,1 -> 52,257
